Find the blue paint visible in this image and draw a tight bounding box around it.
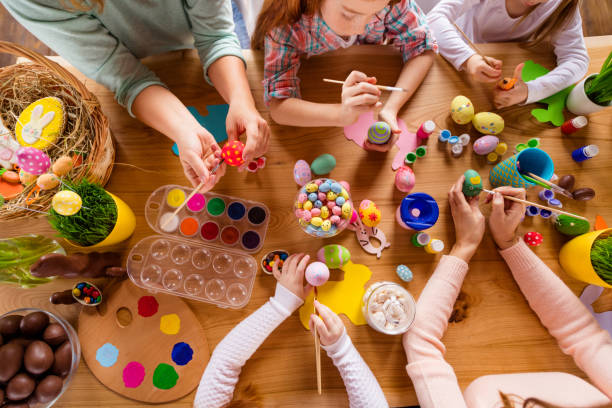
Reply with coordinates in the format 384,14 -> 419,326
187,105 -> 229,143
227,202 -> 246,220
96,343 -> 119,367
171,342 -> 193,366
172,143 -> 179,157
399,192 -> 439,231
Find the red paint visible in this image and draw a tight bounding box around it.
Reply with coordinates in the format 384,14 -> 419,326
220,226 -> 239,245
201,221 -> 219,241
138,296 -> 159,317
561,116 -> 587,134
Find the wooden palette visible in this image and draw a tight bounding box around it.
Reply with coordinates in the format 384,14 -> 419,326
78,280 -> 209,403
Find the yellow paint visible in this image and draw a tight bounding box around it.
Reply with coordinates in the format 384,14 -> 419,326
299,260 -> 372,329
15,97 -> 64,149
469,176 -> 481,184
166,188 -> 186,208
160,313 -> 181,335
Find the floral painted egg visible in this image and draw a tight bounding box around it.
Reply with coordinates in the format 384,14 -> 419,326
15,146 -> 51,175
317,245 -> 351,269
473,135 -> 500,155
305,262 -> 330,287
221,140 -> 245,166
15,97 -> 65,150
472,112 -> 505,135
293,160 -> 312,186
450,95 -> 474,125
52,190 -> 82,216
359,200 -> 381,227
395,166 -> 415,193
462,169 -> 482,197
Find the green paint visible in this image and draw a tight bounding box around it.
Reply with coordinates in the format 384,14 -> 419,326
521,60 -> 573,126
152,363 -> 178,390
207,197 -> 225,216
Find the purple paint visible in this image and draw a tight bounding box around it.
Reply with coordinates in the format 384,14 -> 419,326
122,361 -> 146,388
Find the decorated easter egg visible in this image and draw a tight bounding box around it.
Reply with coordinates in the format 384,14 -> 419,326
395,166 -> 415,193
221,140 -> 245,166
472,112 -> 505,135
293,160 -> 312,186
341,202 -> 352,218
52,190 -> 82,216
396,265 -> 413,282
473,135 -> 500,155
15,97 -> 65,149
367,121 -> 391,144
554,215 -> 590,236
37,173 -> 60,190
51,156 -> 73,177
305,183 -> 318,193
317,245 -> 351,268
15,147 -> 51,175
321,220 -> 331,231
359,200 -> 381,227
305,262 -> 330,286
462,169 -> 482,197
310,154 -> 336,175
523,231 -> 543,247
450,95 -> 474,125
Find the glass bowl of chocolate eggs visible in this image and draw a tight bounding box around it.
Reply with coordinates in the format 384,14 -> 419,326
0,308 -> 81,407
294,178 -> 354,238
362,282 -> 416,335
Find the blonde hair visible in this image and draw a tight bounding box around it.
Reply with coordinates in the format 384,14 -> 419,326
516,0 -> 580,47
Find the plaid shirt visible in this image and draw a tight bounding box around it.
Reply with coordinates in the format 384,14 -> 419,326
263,0 -> 437,104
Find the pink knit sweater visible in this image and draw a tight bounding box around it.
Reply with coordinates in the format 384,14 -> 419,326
404,240 -> 612,407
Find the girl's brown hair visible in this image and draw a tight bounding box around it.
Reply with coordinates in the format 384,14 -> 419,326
517,0 -> 581,47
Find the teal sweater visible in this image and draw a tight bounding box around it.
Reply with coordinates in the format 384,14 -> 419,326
2,0 -> 245,116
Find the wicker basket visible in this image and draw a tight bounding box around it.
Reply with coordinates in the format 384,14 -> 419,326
0,41 -> 114,220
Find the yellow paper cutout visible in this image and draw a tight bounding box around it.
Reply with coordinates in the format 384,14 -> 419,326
16,97 -> 65,149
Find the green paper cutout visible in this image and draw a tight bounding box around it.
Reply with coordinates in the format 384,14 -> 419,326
521,60 -> 574,126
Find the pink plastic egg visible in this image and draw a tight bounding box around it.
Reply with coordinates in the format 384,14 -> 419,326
318,192 -> 326,201
16,147 -> 51,175
332,206 -> 342,216
305,262 -> 330,286
395,166 -> 415,193
293,160 -> 312,186
330,215 -> 340,224
311,208 -> 321,217
298,193 -> 307,203
473,135 -> 499,155
302,211 -> 312,222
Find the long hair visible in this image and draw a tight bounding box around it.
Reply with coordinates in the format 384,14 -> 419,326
500,391 -> 612,408
516,0 -> 580,47
61,0 -> 104,12
252,0 -> 322,49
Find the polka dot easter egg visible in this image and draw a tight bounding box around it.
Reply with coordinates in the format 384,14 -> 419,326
15,146 -> 51,175
305,262 -> 330,287
15,97 -> 65,150
359,200 -> 381,227
293,159 -> 312,186
472,112 -> 505,135
523,231 -> 543,247
450,95 -> 474,125
52,190 -> 83,216
396,265 -> 413,282
221,140 -> 245,166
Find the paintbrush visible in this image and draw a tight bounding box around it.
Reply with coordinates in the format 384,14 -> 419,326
481,189 -> 588,221
323,78 -> 408,92
451,22 -> 496,68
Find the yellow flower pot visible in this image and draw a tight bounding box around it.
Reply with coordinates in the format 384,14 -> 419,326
559,228 -> 612,288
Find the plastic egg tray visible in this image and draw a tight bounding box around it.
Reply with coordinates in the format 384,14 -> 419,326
145,184 -> 270,253
127,236 -> 257,309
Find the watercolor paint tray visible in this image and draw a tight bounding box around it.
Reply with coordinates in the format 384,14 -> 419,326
127,235 -> 257,309
145,184 -> 270,253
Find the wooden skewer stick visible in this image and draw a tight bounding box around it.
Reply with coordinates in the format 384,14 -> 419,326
481,189 -> 588,221
323,78 -> 408,93
314,290 -> 322,395
451,22 -> 496,68
161,159 -> 224,229
526,172 -> 573,198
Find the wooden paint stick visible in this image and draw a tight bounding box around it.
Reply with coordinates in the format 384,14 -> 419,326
323,78 -> 407,93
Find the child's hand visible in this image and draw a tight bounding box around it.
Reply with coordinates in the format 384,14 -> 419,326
363,107 -> 401,152
176,129 -> 224,188
485,187 -> 526,250
493,63 -> 528,109
448,175 -> 485,262
226,100 -> 270,171
310,300 -> 344,346
272,253 -> 312,300
465,54 -> 502,83
200,145 -> 226,191
339,71 -> 382,126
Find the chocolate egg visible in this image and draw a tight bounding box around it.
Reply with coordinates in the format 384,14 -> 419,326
450,95 -> 475,125
0,343 -> 23,382
25,340 -> 54,375
0,332 -> 3,345
0,315 -> 22,337
19,312 -> 49,337
34,375 -> 63,403
572,187 -> 595,201
43,323 -> 67,347
472,112 -> 505,134
52,341 -> 72,377
6,373 -> 35,401
558,174 -> 575,191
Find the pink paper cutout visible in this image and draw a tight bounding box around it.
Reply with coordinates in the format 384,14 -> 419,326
343,112 -> 417,171
579,284 -> 612,336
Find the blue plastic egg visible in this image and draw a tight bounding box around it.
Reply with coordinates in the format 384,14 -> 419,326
308,193 -> 317,202
336,196 -> 346,206
396,265 -> 413,282
314,200 -> 323,208
330,182 -> 342,193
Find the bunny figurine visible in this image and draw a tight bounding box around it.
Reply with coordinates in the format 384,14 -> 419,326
347,211 -> 391,258
0,117 -> 20,169
15,97 -> 65,150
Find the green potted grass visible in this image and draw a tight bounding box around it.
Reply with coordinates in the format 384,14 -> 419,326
559,229 -> 612,288
567,50 -> 612,115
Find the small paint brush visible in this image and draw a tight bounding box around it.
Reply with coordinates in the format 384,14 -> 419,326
323,78 -> 408,93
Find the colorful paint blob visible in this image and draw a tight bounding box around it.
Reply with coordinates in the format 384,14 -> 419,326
227,202 -> 246,220
159,212 -> 179,233
201,221 -> 219,241
123,361 -> 146,388
248,206 -> 267,225
207,197 -> 225,216
179,217 -> 199,237
171,342 -> 193,366
186,193 -> 206,212
152,363 -> 179,390
138,296 -> 159,317
241,231 -> 261,250
166,188 -> 186,208
95,343 -> 119,367
220,226 -> 239,245
160,313 -> 181,335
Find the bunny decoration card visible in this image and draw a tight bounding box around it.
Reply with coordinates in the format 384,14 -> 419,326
15,97 -> 65,150
0,116 -> 20,169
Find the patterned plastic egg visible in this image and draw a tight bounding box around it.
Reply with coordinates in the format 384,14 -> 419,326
318,182 -> 331,193
311,217 -> 323,227
305,183 -> 318,193
317,244 -> 351,268
472,112 -> 505,134
303,201 -> 313,211
52,190 -> 82,216
321,206 -> 330,219
340,189 -> 349,199
295,209 -> 303,218
330,182 -> 342,193
321,220 -> 331,231
450,95 -> 475,125
395,166 -> 415,193
327,191 -> 338,201
341,202 -> 352,218
302,211 -> 312,222
332,206 -> 342,216
396,265 -> 413,282
298,193 -> 307,203
473,135 -> 500,155
305,262 -> 330,286
221,140 -> 245,166
293,160 -> 312,186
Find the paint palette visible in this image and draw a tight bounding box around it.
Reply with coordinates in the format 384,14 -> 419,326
78,280 -> 209,403
127,235 -> 258,309
145,185 -> 270,253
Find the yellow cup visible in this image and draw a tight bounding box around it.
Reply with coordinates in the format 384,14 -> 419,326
559,228 -> 612,288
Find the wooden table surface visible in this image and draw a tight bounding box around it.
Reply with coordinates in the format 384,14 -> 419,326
1,36 -> 611,407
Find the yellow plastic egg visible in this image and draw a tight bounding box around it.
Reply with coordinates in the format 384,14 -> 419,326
305,183 -> 318,193
15,97 -> 65,150
321,220 -> 331,231
341,202 -> 352,218
52,190 -> 82,216
320,206 -> 330,219
326,191 -> 338,201
450,95 -> 475,125
36,173 -> 60,190
340,189 -> 349,199
311,217 -> 323,227
472,112 -> 505,135
303,201 -> 313,211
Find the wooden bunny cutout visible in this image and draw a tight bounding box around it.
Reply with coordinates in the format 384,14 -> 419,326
347,214 -> 390,258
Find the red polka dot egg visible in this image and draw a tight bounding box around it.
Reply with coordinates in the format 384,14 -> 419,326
221,140 -> 245,167
524,231 -> 543,247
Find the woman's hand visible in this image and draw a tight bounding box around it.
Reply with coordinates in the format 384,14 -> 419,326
272,253 -> 312,300
176,129 -> 225,189
363,107 -> 401,152
226,100 -> 270,169
339,71 -> 382,126
464,54 -> 502,83
494,63 -> 528,108
309,300 -> 345,346
485,187 -> 526,250
448,175 -> 485,262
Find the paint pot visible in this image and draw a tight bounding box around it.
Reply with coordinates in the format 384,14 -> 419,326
241,231 -> 261,251
186,193 -> 206,213
159,213 -> 179,233
220,226 -> 240,246
200,221 -> 219,241
424,239 -> 445,254
206,197 -> 226,217
411,232 -> 431,247
561,116 -> 587,135
527,138 -> 540,149
247,206 -> 267,226
438,129 -> 451,143
548,198 -> 563,208
571,145 -> 599,162
166,188 -> 186,208
539,189 -> 555,202
486,152 -> 498,164
227,201 -> 246,221
490,148 -> 554,189
459,134 -> 470,146
448,136 -> 459,145
396,192 -> 439,231
179,217 -> 199,237
416,120 -> 435,140
525,205 -> 540,216
539,209 -> 552,219
451,143 -> 463,157
405,152 -> 417,164
415,146 -> 427,158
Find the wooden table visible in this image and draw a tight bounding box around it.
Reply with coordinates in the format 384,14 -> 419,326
1,36 -> 611,407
